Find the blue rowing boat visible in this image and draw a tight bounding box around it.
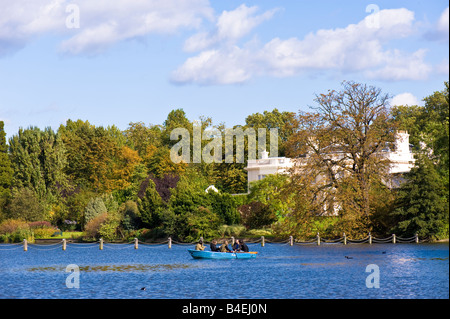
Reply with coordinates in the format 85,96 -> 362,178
188,249 -> 257,259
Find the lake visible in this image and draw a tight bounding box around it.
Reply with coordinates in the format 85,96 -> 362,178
0,242 -> 448,299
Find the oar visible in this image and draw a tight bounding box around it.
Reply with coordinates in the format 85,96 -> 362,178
235,251 -> 258,254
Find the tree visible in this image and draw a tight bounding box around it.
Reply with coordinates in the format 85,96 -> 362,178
124,122 -> 162,157
7,187 -> 45,222
245,108 -> 296,157
391,154 -> 448,239
137,179 -> 164,228
286,81 -> 395,236
59,120 -> 141,193
248,174 -> 292,220
208,191 -> 240,225
390,82 -> 449,240
84,197 -> 107,225
176,206 -> 220,242
8,126 -> 69,218
118,200 -> 141,231
0,121 -> 13,218
238,201 -> 276,230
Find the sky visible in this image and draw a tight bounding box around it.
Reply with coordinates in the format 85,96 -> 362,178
0,0 -> 448,140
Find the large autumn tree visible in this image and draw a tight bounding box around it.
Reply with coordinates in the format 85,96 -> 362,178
59,120 -> 141,193
285,81 -> 395,237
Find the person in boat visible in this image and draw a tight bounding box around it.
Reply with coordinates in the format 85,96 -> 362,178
195,239 -> 205,251
210,239 -> 220,252
220,240 -> 231,252
232,239 -> 241,252
240,239 -> 249,252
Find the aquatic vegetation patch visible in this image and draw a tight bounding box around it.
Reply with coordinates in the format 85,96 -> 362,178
27,263 -> 196,273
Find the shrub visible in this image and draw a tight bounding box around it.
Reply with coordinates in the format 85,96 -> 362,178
84,213 -> 108,239
98,213 -> 120,241
7,188 -> 45,222
84,212 -> 121,241
119,200 -> 141,230
29,221 -> 53,229
0,219 -> 29,234
33,227 -> 58,239
238,201 -> 277,229
0,219 -> 33,243
177,206 -> 220,242
218,224 -> 246,237
84,197 -> 107,225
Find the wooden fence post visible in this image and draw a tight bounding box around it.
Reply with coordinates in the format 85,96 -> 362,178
368,232 -> 372,245
289,236 -> 293,246
343,233 -> 347,245
99,238 -> 103,250
168,237 -> 172,249
392,234 -> 396,244
62,239 -> 66,251
261,236 -> 265,247
23,239 -> 28,251
134,238 -> 138,249
317,233 -> 320,246
415,233 -> 419,243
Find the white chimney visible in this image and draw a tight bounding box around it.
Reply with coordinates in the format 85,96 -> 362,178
395,130 -> 410,154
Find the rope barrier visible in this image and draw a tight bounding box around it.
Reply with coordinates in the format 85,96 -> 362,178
0,243 -> 24,250
0,233 -> 424,250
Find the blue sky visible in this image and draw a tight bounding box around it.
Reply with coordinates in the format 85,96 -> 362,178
0,0 -> 448,139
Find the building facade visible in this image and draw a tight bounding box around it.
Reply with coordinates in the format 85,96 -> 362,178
245,130 -> 415,189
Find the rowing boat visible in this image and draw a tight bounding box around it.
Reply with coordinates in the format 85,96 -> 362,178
188,249 -> 257,259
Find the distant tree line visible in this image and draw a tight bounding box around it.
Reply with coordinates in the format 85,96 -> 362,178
0,81 -> 447,242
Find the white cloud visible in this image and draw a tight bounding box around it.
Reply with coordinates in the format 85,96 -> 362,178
173,8 -> 432,85
183,4 -> 278,52
425,6 -> 449,42
364,49 -> 431,81
435,58 -> 449,75
171,47 -> 253,85
391,93 -> 421,106
437,7 -> 449,34
0,0 -> 214,55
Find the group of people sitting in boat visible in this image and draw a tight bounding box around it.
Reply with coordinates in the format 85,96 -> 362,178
195,239 -> 249,253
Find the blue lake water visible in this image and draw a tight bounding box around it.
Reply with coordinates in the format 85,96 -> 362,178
0,242 -> 448,299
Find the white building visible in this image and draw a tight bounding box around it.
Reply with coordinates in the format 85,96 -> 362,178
245,130 -> 415,188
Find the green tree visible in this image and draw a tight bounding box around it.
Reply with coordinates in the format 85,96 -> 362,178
238,201 -> 276,230
390,82 -> 449,239
125,122 -> 163,157
0,121 -> 13,219
392,82 -> 449,189
7,187 -> 45,221
118,200 -> 141,231
177,206 -> 220,242
245,108 -> 296,157
208,191 -> 240,225
84,197 -> 107,225
9,127 -> 68,200
138,179 -> 164,228
248,174 -> 292,220
391,154 -> 449,240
